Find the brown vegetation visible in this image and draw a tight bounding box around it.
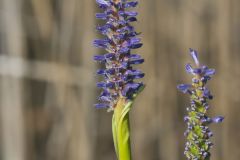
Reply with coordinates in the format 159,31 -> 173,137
0,0 -> 239,160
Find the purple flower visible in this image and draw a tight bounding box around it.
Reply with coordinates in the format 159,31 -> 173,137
93,0 -> 144,110
124,1 -> 138,8
190,48 -> 200,66
185,63 -> 194,74
95,103 -> 110,109
203,88 -> 213,99
212,116 -> 224,123
96,0 -> 110,7
177,84 -> 192,94
178,49 -> 223,159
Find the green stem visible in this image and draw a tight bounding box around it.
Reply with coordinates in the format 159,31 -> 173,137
112,85 -> 145,160
112,98 -> 132,160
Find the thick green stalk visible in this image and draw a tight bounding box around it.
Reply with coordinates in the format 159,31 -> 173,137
112,98 -> 132,160
112,85 -> 145,160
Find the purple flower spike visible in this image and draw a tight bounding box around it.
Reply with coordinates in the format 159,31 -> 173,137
93,0 -> 144,110
178,49 -> 224,160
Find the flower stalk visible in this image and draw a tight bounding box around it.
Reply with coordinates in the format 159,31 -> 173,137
93,0 -> 144,159
112,98 -> 132,160
177,49 -> 224,160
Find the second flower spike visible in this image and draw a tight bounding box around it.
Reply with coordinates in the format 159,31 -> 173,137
177,49 -> 224,160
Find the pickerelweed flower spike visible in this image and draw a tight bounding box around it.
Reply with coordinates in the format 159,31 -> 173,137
177,49 -> 224,160
93,1 -> 144,160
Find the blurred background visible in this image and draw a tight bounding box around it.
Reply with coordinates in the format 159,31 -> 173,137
0,0 -> 239,160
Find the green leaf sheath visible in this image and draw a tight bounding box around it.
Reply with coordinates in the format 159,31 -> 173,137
112,98 -> 132,160
112,85 -> 145,160
112,114 -> 119,158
